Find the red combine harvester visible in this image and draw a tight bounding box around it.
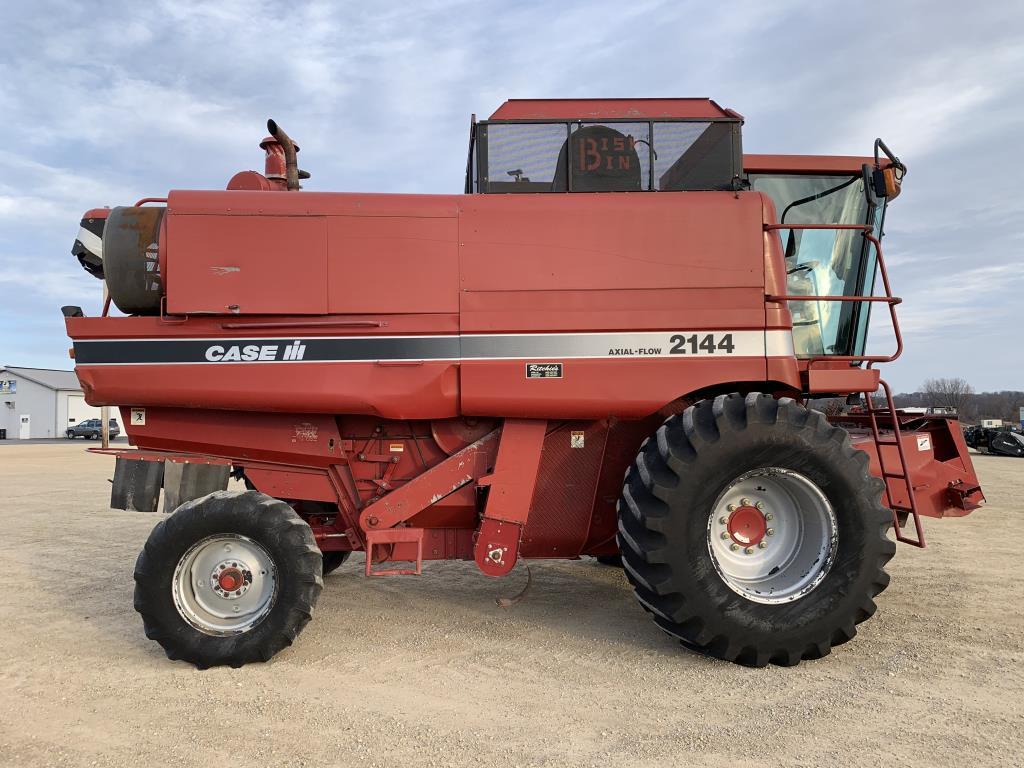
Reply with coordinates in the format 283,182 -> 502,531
64,99 -> 984,668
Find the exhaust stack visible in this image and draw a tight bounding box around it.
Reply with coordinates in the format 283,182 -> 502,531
266,119 -> 306,191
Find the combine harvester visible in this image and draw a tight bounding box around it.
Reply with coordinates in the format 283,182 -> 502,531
64,99 -> 984,668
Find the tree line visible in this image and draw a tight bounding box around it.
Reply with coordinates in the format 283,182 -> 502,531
812,378 -> 1023,425
893,378 -> 1022,424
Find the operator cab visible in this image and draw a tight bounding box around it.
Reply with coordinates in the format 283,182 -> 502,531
465,98 -> 744,194
747,143 -> 905,360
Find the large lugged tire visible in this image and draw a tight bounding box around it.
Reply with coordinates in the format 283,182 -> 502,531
134,490 -> 323,668
618,393 -> 895,667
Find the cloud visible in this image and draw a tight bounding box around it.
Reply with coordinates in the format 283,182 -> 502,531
0,0 -> 1022,391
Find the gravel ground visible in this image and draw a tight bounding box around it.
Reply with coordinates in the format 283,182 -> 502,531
0,443 -> 1022,767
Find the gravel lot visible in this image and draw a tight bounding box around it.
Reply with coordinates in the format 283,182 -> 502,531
1,443 -> 1022,767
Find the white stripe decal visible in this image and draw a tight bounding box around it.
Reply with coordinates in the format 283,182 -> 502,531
72,330 -> 796,366
75,226 -> 103,258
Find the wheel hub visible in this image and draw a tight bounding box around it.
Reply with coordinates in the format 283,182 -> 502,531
707,468 -> 837,604
727,505 -> 766,547
172,534 -> 277,636
211,561 -> 252,598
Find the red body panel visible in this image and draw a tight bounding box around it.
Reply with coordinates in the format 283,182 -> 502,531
489,98 -> 741,120
69,189 -> 796,420
849,417 -> 984,518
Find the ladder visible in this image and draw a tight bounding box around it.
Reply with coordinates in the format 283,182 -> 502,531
863,379 -> 924,547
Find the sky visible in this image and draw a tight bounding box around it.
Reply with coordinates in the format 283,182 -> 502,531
0,0 -> 1021,393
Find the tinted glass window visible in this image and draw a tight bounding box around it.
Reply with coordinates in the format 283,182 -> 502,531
750,174 -> 874,357
567,122 -> 651,191
653,122 -> 710,189
485,123 -> 568,192
482,120 -> 736,193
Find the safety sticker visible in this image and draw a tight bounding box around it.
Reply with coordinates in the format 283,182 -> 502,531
130,408 -> 146,426
917,435 -> 931,452
570,431 -> 585,448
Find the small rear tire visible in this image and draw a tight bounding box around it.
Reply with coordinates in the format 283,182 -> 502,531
618,393 -> 894,667
321,551 -> 351,575
134,490 -> 323,668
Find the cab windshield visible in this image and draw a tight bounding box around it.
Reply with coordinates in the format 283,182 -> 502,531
749,173 -> 882,358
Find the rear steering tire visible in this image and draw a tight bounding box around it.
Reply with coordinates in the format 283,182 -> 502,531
321,551 -> 351,575
618,393 -> 894,667
134,490 -> 323,668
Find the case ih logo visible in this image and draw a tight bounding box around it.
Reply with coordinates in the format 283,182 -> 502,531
204,340 -> 307,362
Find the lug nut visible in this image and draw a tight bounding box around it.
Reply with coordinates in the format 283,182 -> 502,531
765,513 -> 774,521
758,541 -> 768,549
755,501 -> 765,511
744,547 -> 754,555
719,516 -> 728,525
726,504 -> 736,512
729,543 -> 739,552
740,498 -> 751,507
720,532 -> 730,540
766,528 -> 775,536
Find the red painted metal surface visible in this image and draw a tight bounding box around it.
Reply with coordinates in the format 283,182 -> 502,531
728,506 -> 767,547
522,421 -> 609,558
489,98 -> 742,121
744,155 -> 890,175
365,528 -> 423,576
167,214 -> 330,315
76,360 -> 461,420
474,419 -> 547,576
358,429 -> 499,531
847,416 -> 984,520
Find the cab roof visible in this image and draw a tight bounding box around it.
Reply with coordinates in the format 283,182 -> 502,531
744,154 -> 891,175
488,98 -> 743,121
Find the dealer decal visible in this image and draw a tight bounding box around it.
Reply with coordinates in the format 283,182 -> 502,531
526,363 -> 563,378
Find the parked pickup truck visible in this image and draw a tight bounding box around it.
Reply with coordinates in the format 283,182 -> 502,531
66,418 -> 120,440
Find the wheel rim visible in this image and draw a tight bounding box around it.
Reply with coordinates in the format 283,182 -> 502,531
707,468 -> 837,604
171,534 -> 278,636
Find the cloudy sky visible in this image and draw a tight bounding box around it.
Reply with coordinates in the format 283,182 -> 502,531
1,0 -> 1021,392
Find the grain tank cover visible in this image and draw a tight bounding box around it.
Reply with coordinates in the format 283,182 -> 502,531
471,98 -> 743,194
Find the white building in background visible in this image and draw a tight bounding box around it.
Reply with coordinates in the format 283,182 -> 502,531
0,366 -> 124,439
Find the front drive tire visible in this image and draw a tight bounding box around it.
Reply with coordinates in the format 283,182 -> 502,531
134,490 -> 323,668
618,393 -> 895,668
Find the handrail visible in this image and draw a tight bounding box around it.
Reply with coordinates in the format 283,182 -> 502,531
763,224 -> 903,367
